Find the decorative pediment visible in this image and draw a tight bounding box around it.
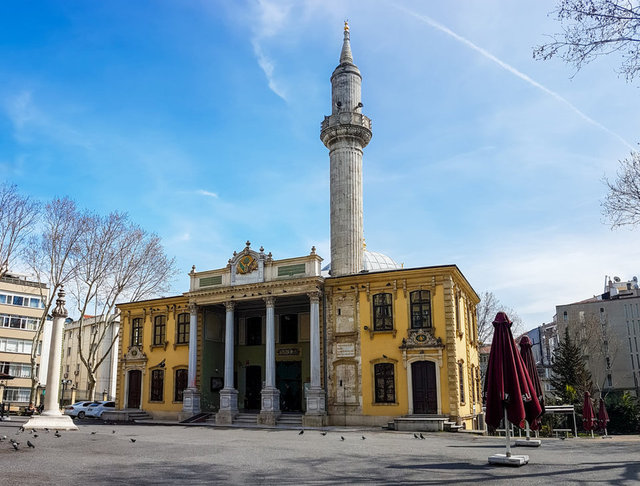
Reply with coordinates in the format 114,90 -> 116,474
400,329 -> 444,349
229,241 -> 267,286
124,346 -> 148,363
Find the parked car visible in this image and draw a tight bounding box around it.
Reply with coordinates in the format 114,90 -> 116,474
85,400 -> 116,418
64,401 -> 98,419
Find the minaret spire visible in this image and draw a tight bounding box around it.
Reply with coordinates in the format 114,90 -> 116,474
321,24 -> 372,277
340,21 -> 353,64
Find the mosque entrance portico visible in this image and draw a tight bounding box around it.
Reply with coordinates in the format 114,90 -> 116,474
186,243 -> 326,426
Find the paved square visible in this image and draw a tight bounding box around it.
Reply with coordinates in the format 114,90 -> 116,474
2,420 -> 639,485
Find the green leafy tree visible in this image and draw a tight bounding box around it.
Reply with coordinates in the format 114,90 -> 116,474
551,328 -> 592,403
605,391 -> 640,434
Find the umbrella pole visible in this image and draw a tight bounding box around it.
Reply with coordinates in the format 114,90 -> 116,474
525,420 -> 531,441
504,407 -> 511,457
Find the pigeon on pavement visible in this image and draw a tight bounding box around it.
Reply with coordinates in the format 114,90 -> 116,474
12,442 -> 19,451
298,430 -> 304,435
54,431 -> 61,438
130,438 -> 136,443
27,440 -> 35,448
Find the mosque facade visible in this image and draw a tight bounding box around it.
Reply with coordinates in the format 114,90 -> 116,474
115,24 -> 482,429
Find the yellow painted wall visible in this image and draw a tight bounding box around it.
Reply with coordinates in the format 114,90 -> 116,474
116,296 -> 189,417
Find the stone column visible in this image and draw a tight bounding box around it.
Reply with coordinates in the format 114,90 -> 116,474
24,286 -> 77,430
182,303 -> 201,416
70,386 -> 77,405
304,291 -> 326,426
216,301 -> 238,424
258,296 -> 280,425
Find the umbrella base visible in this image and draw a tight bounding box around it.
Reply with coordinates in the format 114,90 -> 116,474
515,438 -> 541,447
488,453 -> 529,466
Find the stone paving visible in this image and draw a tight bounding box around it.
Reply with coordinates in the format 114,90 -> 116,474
1,418 -> 639,485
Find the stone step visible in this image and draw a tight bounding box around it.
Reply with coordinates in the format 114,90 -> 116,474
233,413 -> 258,425
277,414 -> 303,426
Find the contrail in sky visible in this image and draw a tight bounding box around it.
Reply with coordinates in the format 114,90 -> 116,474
391,3 -> 635,151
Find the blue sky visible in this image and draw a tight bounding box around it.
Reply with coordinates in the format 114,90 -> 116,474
2,0 -> 639,329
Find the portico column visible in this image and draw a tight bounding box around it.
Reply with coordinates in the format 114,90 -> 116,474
182,303 -> 201,415
23,287 -> 77,430
304,291 -> 326,426
258,296 -> 280,425
216,301 -> 238,424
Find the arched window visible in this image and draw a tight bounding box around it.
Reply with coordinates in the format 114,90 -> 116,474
176,313 -> 189,344
373,293 -> 393,331
150,369 -> 164,401
410,290 -> 431,329
174,369 -> 188,402
131,318 -> 143,346
374,363 -> 395,403
153,315 -> 166,346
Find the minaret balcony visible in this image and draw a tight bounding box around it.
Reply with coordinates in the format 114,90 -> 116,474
320,113 -> 372,148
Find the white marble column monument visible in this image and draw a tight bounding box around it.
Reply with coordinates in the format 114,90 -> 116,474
24,286 -> 77,430
182,303 -> 201,416
258,296 -> 280,425
216,301 -> 238,424
304,291 -> 327,426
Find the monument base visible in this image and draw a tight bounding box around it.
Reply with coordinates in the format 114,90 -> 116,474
182,388 -> 201,415
515,438 -> 541,447
23,413 -> 78,431
488,453 -> 529,466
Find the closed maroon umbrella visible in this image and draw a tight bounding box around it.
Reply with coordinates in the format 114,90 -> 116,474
597,398 -> 610,436
583,391 -> 596,436
518,335 -> 545,431
484,312 -> 542,431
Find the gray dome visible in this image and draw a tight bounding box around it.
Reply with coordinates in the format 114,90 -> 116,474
322,250 -> 401,275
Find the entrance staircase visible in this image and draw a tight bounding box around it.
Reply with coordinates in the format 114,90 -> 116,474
276,413 -> 303,428
233,413 -> 258,426
129,410 -> 152,422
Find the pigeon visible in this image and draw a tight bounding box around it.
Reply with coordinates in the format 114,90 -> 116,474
130,438 -> 136,443
413,433 -> 419,439
112,430 -> 116,434
321,432 -> 327,436
27,440 -> 35,448
19,426 -> 24,433
419,433 -> 425,440
10,438 -> 17,444
33,434 -> 38,438
361,436 -> 366,440
298,430 -> 304,435
12,442 -> 19,451
44,428 -> 49,433
54,431 -> 61,438
340,436 -> 345,441
1,435 -> 6,440
91,431 -> 97,435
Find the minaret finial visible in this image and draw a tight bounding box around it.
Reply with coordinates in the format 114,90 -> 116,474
340,21 -> 353,64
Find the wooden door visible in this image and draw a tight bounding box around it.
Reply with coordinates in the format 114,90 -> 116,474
128,370 -> 142,409
245,365 -> 262,410
276,361 -> 302,412
411,361 -> 437,414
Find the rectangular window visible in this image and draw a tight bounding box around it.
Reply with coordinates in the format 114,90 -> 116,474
3,387 -> 30,403
458,362 -> 465,404
153,316 -> 166,346
607,374 -> 613,388
29,298 -> 40,308
246,316 -> 262,346
174,369 -> 188,402
455,295 -> 461,334
12,296 -> 24,306
67,347 -> 71,357
150,369 -> 164,401
131,318 -> 143,346
279,314 -> 298,344
176,313 -> 190,345
410,290 -> 432,329
476,368 -> 481,403
372,293 -> 393,331
374,363 -> 395,403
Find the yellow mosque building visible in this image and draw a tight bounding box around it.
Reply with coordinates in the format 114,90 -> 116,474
115,24 -> 481,430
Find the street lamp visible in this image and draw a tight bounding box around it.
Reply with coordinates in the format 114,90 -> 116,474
60,379 -> 72,409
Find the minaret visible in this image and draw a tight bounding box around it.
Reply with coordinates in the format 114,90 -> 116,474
321,22 -> 372,277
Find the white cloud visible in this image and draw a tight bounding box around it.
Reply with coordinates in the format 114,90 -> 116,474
197,189 -> 219,199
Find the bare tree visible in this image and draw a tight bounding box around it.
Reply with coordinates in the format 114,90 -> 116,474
603,151 -> 640,227
534,0 -> 640,82
476,290 -> 523,344
69,212 -> 176,400
24,197 -> 85,402
0,184 -> 39,277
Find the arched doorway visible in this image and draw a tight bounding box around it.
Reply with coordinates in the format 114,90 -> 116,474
127,370 -> 142,409
411,361 -> 437,414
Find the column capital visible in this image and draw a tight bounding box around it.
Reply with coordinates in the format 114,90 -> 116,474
263,296 -> 276,308
189,303 -> 198,314
307,291 -> 322,303
225,301 -> 236,312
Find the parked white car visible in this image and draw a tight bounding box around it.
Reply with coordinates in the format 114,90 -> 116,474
64,401 -> 98,419
85,400 -> 116,418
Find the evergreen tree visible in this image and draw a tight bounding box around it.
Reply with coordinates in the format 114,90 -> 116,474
551,327 -> 592,404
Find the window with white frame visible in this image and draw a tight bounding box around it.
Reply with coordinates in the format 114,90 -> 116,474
0,338 -> 33,354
